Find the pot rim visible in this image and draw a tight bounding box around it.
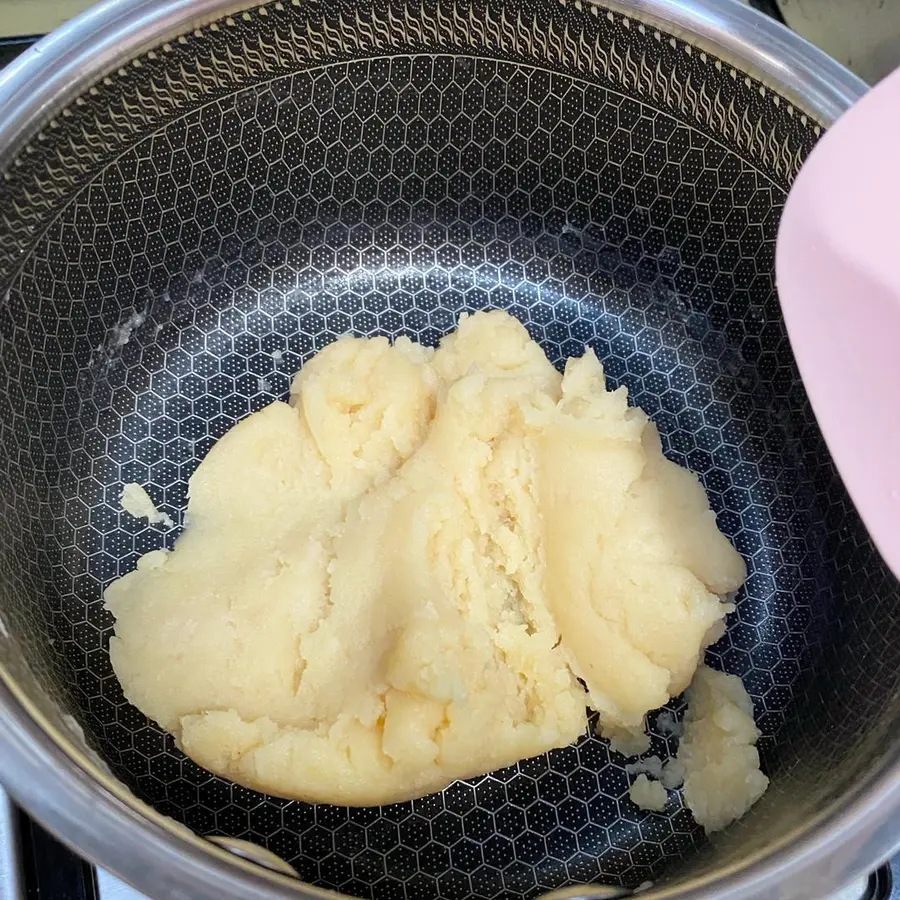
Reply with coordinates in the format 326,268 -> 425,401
0,1 -> 883,898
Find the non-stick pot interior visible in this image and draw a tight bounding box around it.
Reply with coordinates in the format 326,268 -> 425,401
0,0 -> 898,896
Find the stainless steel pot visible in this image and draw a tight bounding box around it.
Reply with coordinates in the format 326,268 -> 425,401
0,1 -> 893,899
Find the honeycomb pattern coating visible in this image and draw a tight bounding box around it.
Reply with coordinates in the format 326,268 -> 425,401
0,1 -> 898,898
4,54 -> 801,892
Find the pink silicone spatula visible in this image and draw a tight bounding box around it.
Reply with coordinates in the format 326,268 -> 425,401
777,67 -> 900,580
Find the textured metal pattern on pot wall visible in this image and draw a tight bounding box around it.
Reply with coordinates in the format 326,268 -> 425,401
0,0 -> 898,897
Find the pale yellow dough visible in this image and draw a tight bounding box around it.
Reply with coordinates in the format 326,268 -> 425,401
120,483 -> 173,528
106,310 -> 747,806
629,774 -> 667,812
677,665 -> 770,832
627,665 -> 769,832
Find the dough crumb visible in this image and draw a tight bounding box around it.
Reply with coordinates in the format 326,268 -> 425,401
629,774 -> 667,812
106,310 -> 747,808
110,311 -> 146,349
661,760 -> 686,790
625,755 -> 664,780
120,483 -> 174,529
629,665 -> 768,832
655,709 -> 683,738
678,665 -> 770,832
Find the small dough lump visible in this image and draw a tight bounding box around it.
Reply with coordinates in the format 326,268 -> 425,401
628,665 -> 769,832
677,665 -> 770,832
106,310 -> 747,806
629,774 -> 668,812
120,483 -> 173,528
